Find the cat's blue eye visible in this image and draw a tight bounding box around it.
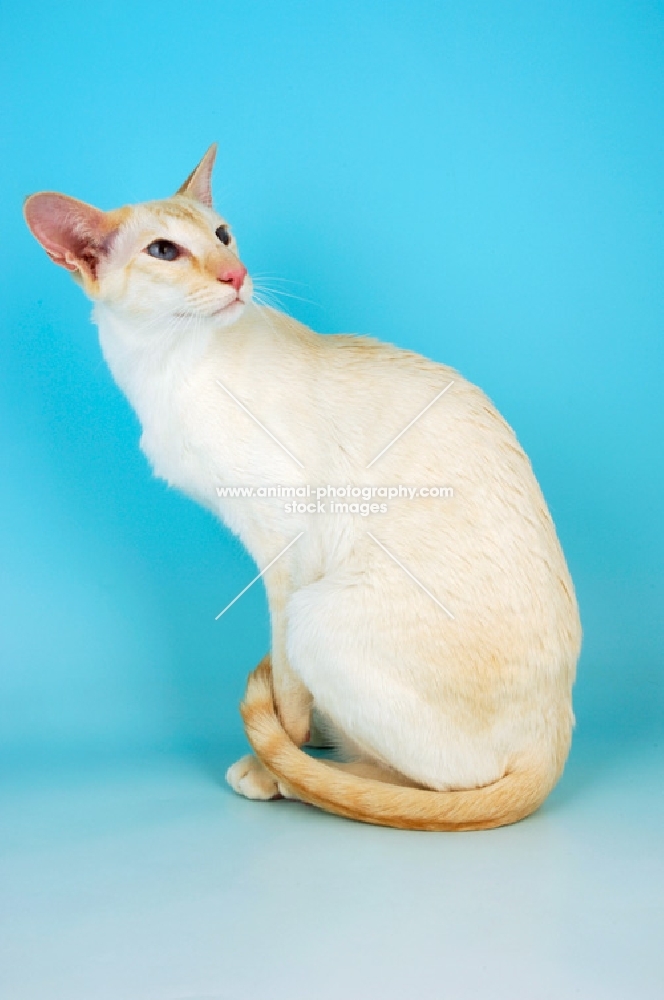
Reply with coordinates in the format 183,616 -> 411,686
216,225 -> 231,246
146,239 -> 180,261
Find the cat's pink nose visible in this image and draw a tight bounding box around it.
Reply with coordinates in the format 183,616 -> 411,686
217,264 -> 247,292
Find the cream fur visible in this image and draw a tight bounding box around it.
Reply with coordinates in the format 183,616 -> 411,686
24,147 -> 581,829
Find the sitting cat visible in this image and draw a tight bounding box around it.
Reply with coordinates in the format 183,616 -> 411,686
24,145 -> 581,830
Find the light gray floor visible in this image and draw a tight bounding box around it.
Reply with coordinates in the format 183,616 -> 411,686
1,737 -> 662,1000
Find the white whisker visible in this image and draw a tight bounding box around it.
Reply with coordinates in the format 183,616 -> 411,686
252,281 -> 319,309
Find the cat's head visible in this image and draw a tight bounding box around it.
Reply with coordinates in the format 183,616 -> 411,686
24,145 -> 252,328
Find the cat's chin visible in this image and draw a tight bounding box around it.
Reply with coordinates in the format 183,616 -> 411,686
207,298 -> 246,326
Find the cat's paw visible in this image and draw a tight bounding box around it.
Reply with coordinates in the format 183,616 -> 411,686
226,754 -> 284,800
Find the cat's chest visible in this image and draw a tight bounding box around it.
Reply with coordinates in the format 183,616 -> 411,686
98,333 -> 212,499
136,371 -> 224,502
135,366 -> 303,526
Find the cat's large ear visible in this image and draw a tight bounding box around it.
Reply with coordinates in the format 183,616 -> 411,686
24,192 -> 117,282
177,144 -> 217,207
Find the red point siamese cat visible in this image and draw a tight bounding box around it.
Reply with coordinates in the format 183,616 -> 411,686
24,146 -> 581,830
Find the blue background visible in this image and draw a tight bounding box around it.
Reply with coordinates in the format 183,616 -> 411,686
1,4 -> 663,998
2,0 -> 662,765
2,0 -> 664,765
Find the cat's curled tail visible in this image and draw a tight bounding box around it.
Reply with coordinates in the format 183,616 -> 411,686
240,657 -> 559,832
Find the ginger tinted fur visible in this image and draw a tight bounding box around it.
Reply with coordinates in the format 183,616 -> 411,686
25,146 -> 581,830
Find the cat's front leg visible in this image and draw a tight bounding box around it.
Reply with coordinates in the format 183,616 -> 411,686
226,746 -> 296,801
255,561 -> 312,746
226,653 -> 301,802
226,567 -> 311,803
269,597 -> 313,747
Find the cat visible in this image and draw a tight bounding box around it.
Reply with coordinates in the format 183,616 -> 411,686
24,145 -> 581,831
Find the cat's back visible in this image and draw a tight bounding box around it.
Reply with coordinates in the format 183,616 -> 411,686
315,332 -> 530,487
315,330 -> 580,654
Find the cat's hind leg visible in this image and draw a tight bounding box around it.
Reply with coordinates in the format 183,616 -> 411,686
225,659 -> 409,801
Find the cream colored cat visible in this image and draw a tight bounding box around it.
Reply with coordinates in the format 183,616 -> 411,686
24,146 -> 581,831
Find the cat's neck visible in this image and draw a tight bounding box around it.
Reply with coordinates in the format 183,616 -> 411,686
93,300 -> 294,421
